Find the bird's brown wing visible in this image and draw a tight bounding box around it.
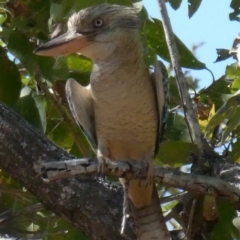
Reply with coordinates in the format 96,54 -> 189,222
65,79 -> 97,149
151,60 -> 169,156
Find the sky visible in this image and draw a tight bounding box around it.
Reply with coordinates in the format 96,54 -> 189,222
143,0 -> 239,89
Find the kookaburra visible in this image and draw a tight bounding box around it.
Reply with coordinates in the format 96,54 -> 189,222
35,4 -> 170,240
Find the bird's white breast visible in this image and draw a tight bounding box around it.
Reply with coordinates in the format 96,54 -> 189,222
90,61 -> 158,160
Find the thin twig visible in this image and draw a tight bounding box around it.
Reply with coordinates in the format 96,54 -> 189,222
161,191 -> 187,204
0,187 -> 33,203
0,203 -> 44,223
47,118 -> 64,136
186,199 -> 197,238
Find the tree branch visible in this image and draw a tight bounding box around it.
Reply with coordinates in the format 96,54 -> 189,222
1,99 -> 240,240
157,0 -> 211,155
40,158 -> 240,209
156,2 -> 236,238
0,103 -> 135,240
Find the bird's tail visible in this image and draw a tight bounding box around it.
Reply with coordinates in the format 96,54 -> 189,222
125,179 -> 171,240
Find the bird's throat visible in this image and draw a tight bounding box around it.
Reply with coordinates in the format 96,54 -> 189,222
91,42 -> 146,83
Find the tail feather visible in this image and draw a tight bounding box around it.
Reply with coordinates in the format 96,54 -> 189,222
131,185 -> 171,240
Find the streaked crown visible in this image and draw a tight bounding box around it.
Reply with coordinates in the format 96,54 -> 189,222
68,4 -> 141,35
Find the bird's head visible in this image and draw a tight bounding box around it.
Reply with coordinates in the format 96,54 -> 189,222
34,4 -> 141,62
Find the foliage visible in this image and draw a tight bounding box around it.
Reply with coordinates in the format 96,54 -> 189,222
0,0 -> 239,239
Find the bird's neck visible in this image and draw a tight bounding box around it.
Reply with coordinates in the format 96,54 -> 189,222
91,40 -> 147,82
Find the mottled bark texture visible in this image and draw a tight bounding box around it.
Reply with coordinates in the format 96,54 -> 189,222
0,103 -> 135,240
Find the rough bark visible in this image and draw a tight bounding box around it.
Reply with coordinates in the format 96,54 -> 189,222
0,103 -> 135,240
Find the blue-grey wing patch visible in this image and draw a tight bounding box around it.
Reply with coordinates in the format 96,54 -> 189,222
151,61 -> 169,156
65,79 -> 97,149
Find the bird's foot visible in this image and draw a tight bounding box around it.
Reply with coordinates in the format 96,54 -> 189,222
138,154 -> 154,188
97,150 -> 111,174
121,184 -> 130,235
145,163 -> 154,187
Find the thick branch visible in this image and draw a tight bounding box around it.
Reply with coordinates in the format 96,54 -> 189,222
0,103 -> 135,240
0,100 -> 240,240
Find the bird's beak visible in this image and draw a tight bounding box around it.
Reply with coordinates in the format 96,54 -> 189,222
34,31 -> 89,56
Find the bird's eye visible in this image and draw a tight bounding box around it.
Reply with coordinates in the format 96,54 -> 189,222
93,18 -> 103,28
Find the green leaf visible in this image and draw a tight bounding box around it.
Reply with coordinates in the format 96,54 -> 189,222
46,100 -> 74,150
229,0 -> 240,22
7,29 -> 68,81
138,6 -> 149,23
155,141 -> 198,166
222,107 -> 240,143
221,94 -> 234,103
50,0 -> 76,21
162,199 -> 178,212
206,95 -> 240,136
72,232 -> 90,240
167,0 -> 182,10
7,30 -> 36,72
37,56 -> 68,81
48,120 -> 74,149
9,1 -> 50,34
0,46 -> 21,106
144,19 -> 206,70
28,1 -> 50,34
46,99 -> 93,155
203,196 -> 218,222
143,45 -> 157,66
32,93 -> 47,133
230,0 -> 240,12
230,137 -> 240,163
226,64 -> 240,79
188,0 -> 202,18
164,113 -> 189,142
169,76 -> 181,107
214,49 -> 232,63
70,142 -> 83,157
199,76 -> 230,110
67,55 -> 92,72
230,78 -> 240,94
211,200 -> 239,240
13,92 -> 43,131
68,71 -> 90,86
0,13 -> 7,25
226,65 -> 240,93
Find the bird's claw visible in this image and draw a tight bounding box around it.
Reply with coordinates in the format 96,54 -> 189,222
145,163 -> 154,187
136,157 -> 154,188
97,155 -> 111,174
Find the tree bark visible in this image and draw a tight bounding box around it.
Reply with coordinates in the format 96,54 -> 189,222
0,103 -> 135,240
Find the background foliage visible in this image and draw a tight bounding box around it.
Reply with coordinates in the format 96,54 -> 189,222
0,0 -> 239,239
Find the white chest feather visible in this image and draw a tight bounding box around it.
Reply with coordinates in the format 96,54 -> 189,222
90,61 -> 158,160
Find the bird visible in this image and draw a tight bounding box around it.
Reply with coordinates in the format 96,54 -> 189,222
34,4 -> 170,240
